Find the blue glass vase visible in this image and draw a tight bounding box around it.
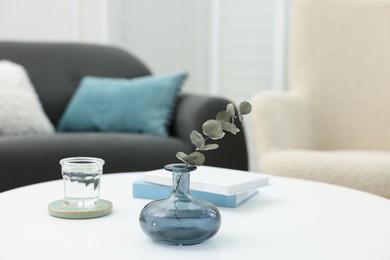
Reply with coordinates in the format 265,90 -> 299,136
139,163 -> 221,245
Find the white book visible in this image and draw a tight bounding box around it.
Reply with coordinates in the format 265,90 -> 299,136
143,166 -> 270,196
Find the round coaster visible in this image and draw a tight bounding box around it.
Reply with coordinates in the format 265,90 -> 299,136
48,199 -> 113,219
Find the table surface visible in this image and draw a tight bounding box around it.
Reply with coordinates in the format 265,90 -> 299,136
1,170 -> 390,260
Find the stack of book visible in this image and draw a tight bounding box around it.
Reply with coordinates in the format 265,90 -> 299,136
132,166 -> 270,207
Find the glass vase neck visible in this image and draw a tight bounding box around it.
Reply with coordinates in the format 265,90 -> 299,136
164,164 -> 197,201
164,163 -> 197,173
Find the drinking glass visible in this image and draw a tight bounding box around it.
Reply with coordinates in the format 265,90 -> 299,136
60,157 -> 105,208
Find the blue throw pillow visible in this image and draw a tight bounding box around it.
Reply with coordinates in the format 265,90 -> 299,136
57,72 -> 188,136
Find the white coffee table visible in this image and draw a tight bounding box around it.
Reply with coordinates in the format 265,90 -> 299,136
1,170 -> 389,260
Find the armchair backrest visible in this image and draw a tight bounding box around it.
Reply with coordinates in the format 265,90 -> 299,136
0,42 -> 150,126
290,0 -> 390,150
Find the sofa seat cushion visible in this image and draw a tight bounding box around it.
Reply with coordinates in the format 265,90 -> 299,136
57,72 -> 188,136
261,150 -> 390,198
0,60 -> 54,135
0,133 -> 192,192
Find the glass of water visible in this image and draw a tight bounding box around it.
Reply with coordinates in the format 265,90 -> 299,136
60,157 -> 105,208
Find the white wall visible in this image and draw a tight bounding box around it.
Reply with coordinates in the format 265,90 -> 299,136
122,0 -> 212,95
0,0 -> 288,98
0,0 -> 78,42
0,0 -> 213,95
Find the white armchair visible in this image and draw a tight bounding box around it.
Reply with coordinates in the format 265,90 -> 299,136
251,0 -> 390,198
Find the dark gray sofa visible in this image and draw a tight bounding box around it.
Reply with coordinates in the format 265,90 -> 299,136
0,42 -> 248,192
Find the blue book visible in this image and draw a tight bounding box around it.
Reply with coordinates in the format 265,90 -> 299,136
132,179 -> 258,208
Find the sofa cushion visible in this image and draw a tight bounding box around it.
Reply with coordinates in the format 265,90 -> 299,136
0,60 -> 55,135
57,72 -> 188,136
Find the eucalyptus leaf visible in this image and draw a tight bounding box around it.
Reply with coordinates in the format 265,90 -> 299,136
183,152 -> 205,166
202,120 -> 225,140
226,103 -> 235,117
190,130 -> 205,148
239,101 -> 252,115
176,152 -> 188,163
216,111 -> 230,122
198,143 -> 219,151
221,122 -> 240,135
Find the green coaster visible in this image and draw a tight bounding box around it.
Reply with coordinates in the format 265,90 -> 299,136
48,199 -> 113,219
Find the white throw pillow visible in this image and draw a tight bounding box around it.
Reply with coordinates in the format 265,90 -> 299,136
0,60 -> 54,135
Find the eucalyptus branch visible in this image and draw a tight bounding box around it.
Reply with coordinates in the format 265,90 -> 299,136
176,101 -> 252,166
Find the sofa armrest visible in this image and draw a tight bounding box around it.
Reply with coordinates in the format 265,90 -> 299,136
251,91 -> 313,154
171,94 -> 248,170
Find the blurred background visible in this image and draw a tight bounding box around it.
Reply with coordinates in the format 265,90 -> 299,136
0,0 -> 292,171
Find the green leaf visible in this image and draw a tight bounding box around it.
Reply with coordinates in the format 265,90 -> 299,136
226,103 -> 235,117
216,111 -> 230,122
183,152 -> 205,166
202,120 -> 225,140
176,152 -> 188,163
239,101 -> 252,115
190,130 -> 204,148
221,122 -> 240,135
198,143 -> 219,151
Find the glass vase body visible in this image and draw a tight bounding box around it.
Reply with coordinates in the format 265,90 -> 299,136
139,164 -> 221,245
